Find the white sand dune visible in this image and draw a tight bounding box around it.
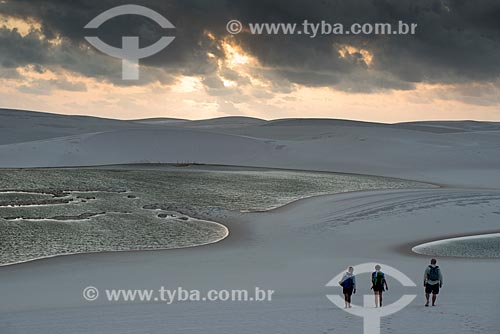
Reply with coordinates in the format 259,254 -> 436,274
399,120 -> 500,132
130,117 -> 189,125
0,188 -> 499,333
0,128 -> 278,168
0,108 -> 144,145
1,109 -> 500,187
0,109 -> 499,333
170,116 -> 268,129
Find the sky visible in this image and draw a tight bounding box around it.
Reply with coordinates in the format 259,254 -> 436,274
1,0 -> 500,122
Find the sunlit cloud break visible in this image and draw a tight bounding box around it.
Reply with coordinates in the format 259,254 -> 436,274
1,0 -> 500,122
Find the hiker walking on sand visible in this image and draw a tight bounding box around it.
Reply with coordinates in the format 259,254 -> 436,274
424,258 -> 443,307
339,266 -> 356,308
371,265 -> 388,307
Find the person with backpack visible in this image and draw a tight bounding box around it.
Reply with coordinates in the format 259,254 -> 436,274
339,266 -> 356,308
424,258 -> 443,307
371,265 -> 388,307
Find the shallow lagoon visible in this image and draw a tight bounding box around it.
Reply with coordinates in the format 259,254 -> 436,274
412,233 -> 500,258
0,165 -> 430,265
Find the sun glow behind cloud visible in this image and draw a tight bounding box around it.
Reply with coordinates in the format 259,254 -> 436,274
2,64 -> 500,122
223,42 -> 251,66
1,18 -> 500,122
0,14 -> 41,37
338,45 -> 374,66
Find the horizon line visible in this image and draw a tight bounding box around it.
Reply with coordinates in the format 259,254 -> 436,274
1,107 -> 498,125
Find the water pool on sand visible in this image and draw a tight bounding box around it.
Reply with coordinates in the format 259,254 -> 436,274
0,165 -> 431,265
412,233 -> 500,258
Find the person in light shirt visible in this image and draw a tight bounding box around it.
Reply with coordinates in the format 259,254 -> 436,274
339,266 -> 356,308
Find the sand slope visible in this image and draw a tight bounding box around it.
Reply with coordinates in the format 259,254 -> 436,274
1,109 -> 500,187
1,109 -> 500,333
0,188 -> 499,333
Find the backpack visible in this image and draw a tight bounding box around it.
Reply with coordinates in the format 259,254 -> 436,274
427,266 -> 440,281
341,277 -> 354,289
372,272 -> 385,286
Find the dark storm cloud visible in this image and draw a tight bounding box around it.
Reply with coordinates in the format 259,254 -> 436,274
1,0 -> 500,92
